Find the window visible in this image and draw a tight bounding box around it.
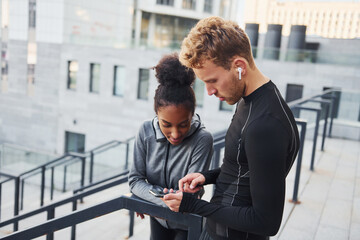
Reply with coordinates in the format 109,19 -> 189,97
65,131 -> 85,153
182,0 -> 196,10
137,68 -> 149,100
113,65 -> 125,96
204,0 -> 213,13
156,0 -> 174,6
90,63 -> 100,93
219,101 -> 233,111
29,0 -> 36,28
193,78 -> 205,107
67,61 -> 78,90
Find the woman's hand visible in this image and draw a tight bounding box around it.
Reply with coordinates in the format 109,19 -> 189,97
162,191 -> 183,212
178,173 -> 205,193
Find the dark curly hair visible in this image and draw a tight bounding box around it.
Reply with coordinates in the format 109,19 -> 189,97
153,53 -> 196,114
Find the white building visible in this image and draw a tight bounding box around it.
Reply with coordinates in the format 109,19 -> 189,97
0,0 -> 239,155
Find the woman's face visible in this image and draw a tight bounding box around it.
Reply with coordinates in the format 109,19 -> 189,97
157,104 -> 193,146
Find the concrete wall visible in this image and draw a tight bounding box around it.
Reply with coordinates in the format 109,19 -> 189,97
1,38 -> 359,154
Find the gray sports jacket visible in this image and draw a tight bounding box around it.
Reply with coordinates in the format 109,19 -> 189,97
128,114 -> 213,228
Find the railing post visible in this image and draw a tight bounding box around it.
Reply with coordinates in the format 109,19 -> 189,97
50,167 -> 54,200
14,177 -> 20,231
128,210 -> 134,237
309,99 -> 331,151
81,157 -> 86,189
125,142 -> 129,170
40,166 -> 46,206
290,120 -> 307,203
20,178 -> 25,210
294,106 -> 321,171
311,110 -> 320,171
46,208 -> 55,240
71,200 -> 77,240
321,103 -> 330,151
89,151 -> 94,184
63,165 -> 67,192
0,183 -> 2,221
328,91 -> 339,138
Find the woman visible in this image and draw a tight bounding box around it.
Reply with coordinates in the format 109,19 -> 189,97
128,53 -> 213,240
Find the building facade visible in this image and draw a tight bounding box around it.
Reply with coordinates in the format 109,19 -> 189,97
0,0 -> 359,157
0,0 -> 238,155
245,0 -> 360,38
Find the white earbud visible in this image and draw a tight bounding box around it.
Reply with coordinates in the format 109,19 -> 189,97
237,67 -> 242,80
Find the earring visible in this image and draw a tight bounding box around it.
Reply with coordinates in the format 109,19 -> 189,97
237,67 -> 242,80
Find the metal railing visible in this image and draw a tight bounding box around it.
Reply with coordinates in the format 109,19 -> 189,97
0,195 -> 203,240
0,137 -> 134,230
0,171 -> 129,240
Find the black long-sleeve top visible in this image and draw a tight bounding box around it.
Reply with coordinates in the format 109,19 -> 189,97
179,81 -> 300,240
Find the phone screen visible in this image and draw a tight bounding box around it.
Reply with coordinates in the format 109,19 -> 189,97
149,189 -> 166,198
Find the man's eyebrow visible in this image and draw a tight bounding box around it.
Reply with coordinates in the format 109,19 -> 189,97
203,78 -> 216,83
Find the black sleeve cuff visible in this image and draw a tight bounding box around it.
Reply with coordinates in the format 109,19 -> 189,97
201,168 -> 221,185
179,192 -> 197,213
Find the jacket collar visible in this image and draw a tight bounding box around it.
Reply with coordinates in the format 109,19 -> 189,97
152,114 -> 202,143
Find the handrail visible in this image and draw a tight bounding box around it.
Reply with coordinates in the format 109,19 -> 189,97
0,195 -> 203,240
0,137 -> 133,179
0,172 -> 17,179
73,171 -> 129,194
0,172 -> 129,229
287,88 -> 338,108
0,137 -> 135,227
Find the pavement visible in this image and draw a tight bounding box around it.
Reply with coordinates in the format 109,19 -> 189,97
0,136 -> 359,240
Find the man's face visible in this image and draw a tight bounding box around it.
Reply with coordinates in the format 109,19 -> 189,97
193,60 -> 244,105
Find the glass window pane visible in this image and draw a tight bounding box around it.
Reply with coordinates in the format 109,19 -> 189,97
193,78 -> 204,107
90,63 -> 100,93
204,0 -> 213,13
182,0 -> 196,10
113,65 -> 125,96
156,0 -> 174,6
67,61 -> 78,90
138,68 -> 149,100
65,131 -> 85,153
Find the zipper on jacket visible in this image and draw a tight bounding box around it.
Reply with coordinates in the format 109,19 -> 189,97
163,142 -> 170,188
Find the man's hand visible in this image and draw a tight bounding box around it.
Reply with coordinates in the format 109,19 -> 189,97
178,173 -> 205,193
162,191 -> 183,212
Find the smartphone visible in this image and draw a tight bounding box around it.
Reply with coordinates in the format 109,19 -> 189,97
149,186 -> 167,198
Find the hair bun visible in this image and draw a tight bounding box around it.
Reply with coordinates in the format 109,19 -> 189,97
155,53 -> 195,88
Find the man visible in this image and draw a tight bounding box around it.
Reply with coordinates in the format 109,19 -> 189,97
162,16 -> 300,240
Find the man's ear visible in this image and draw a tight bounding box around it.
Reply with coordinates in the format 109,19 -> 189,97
232,57 -> 247,79
232,57 -> 247,71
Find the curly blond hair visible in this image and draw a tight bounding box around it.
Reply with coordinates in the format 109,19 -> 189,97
180,16 -> 254,70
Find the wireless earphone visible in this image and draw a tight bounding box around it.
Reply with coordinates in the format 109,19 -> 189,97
237,67 -> 242,80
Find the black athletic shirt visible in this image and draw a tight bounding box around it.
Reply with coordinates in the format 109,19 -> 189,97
179,81 -> 300,240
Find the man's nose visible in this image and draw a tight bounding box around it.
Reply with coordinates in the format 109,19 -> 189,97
207,87 -> 217,96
